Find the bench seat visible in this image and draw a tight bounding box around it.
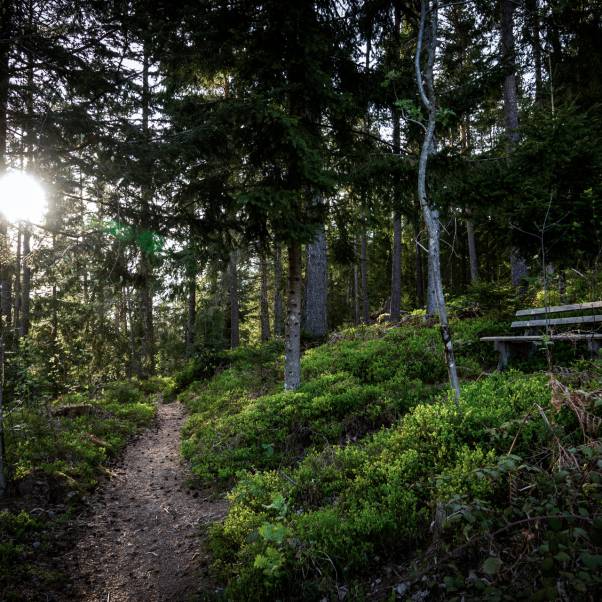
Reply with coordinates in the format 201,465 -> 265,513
480,302 -> 602,369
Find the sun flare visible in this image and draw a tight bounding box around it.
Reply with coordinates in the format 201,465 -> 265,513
0,171 -> 48,224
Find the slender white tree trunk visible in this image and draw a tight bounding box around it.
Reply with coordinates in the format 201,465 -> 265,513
416,0 -> 460,404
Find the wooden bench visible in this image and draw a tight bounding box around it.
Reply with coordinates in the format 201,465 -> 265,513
481,301 -> 602,370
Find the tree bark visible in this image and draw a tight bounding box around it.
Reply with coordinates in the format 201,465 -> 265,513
360,231 -> 369,322
273,242 -> 283,336
260,247 -> 271,342
138,44 -> 155,376
501,0 -> 519,148
0,0 -> 10,174
353,261 -> 360,325
185,273 -> 196,356
466,217 -> 479,283
526,0 -> 543,103
416,0 -> 460,404
389,3 -> 403,323
501,0 -> 528,288
284,242 -> 302,390
0,0 -> 11,496
228,250 -> 240,349
390,212 -> 402,321
303,225 -> 328,338
20,226 -> 31,337
13,227 -> 20,338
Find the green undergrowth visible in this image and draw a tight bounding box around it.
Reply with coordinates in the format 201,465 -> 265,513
181,318 -> 503,484
1,378 -> 161,600
208,369 -> 602,600
180,318 -> 601,600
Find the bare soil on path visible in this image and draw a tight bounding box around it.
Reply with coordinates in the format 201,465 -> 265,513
64,401 -> 227,602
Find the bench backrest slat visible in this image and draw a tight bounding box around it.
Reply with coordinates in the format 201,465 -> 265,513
511,314 -> 602,329
515,301 -> 602,317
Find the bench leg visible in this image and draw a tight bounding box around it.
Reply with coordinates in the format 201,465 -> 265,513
494,341 -> 510,370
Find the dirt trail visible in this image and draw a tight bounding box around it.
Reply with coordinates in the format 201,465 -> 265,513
65,401 -> 227,602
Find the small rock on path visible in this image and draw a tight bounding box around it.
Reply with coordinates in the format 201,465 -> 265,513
65,401 -> 227,602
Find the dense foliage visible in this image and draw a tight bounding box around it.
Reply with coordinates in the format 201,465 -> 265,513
179,320 -> 602,599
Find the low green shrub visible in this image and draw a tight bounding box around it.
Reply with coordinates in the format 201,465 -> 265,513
181,319 -> 504,485
101,380 -> 145,405
207,371 -> 567,599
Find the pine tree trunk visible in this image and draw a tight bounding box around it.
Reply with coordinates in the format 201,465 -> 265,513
185,274 -> 196,356
126,287 -> 137,379
0,0 -> 11,496
390,212 -> 402,321
416,0 -> 460,404
389,4 -> 403,323
13,228 -> 20,338
501,0 -> 528,286
284,242 -> 302,390
0,219 -> 10,328
353,262 -> 360,325
260,248 -> 271,342
138,45 -> 155,377
303,225 -> 328,338
501,0 -> 519,147
526,0 -> 543,103
360,231 -> 369,322
229,250 -> 240,349
0,0 -> 10,175
138,253 -> 155,376
466,218 -> 479,283
20,227 -> 31,338
273,242 -> 283,337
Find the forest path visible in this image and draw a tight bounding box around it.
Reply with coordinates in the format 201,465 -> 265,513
64,401 -> 227,602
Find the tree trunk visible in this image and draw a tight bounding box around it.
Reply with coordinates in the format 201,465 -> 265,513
0,0 -> 10,175
260,248 -> 271,342
273,242 -> 283,337
228,250 -> 240,349
185,273 -> 196,356
416,0 -> 460,404
137,44 -> 155,377
0,4 -> 12,495
13,228 -> 20,338
501,0 -> 528,288
20,226 -> 31,338
303,225 -> 328,338
360,231 -> 369,322
126,287 -> 137,379
390,212 -> 402,321
138,253 -> 155,376
284,242 -> 302,390
353,262 -> 360,325
0,219 -> 9,328
466,218 -> 479,283
389,3 -> 403,323
501,0 -> 519,148
526,0 -> 543,104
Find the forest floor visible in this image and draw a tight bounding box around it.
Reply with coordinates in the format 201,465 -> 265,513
62,401 -> 227,602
